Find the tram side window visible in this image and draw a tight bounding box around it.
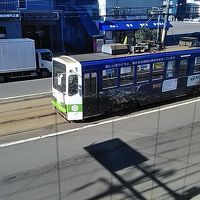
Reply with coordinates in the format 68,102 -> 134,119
120,66 -> 134,85
91,72 -> 97,95
53,61 -> 66,93
84,73 -> 90,96
179,59 -> 188,76
68,75 -> 78,96
152,62 -> 164,80
166,60 -> 176,78
102,68 -> 118,89
194,57 -> 200,73
137,64 -> 150,83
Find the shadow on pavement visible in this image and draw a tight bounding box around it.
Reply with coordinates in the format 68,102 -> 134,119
83,138 -> 186,200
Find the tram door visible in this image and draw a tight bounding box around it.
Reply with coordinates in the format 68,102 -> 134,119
177,58 -> 189,95
83,71 -> 99,117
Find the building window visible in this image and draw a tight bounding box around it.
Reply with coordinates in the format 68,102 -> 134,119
0,27 -> 6,39
18,0 -> 27,9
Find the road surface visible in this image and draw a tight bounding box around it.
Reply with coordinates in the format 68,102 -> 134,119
1,21 -> 200,200
0,78 -> 51,99
0,96 -> 200,200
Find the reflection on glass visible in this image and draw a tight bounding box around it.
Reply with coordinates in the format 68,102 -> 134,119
69,75 -> 78,96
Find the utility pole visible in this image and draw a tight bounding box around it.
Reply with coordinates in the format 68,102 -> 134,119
149,7 -> 164,43
161,0 -> 170,44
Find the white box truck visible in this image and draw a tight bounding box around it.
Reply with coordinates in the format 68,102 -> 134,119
0,38 -> 53,83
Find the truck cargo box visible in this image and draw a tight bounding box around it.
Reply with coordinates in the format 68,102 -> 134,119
0,38 -> 36,73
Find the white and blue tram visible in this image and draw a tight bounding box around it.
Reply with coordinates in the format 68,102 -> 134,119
52,46 -> 200,121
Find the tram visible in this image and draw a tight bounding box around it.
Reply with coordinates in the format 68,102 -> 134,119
52,46 -> 200,121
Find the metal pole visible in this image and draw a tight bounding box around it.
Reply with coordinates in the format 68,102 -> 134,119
157,13 -> 161,42
161,0 -> 170,44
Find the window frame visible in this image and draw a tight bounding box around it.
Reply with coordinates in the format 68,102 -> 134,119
152,62 -> 164,80
83,72 -> 97,97
120,66 -> 134,86
90,72 -> 97,95
136,63 -> 150,83
40,52 -> 52,62
18,0 -> 27,9
165,60 -> 176,79
53,61 -> 66,93
83,73 -> 90,96
179,59 -> 188,77
102,68 -> 118,89
68,74 -> 78,96
194,56 -> 200,73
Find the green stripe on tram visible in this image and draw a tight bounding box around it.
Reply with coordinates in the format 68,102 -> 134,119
52,99 -> 67,113
52,100 -> 82,113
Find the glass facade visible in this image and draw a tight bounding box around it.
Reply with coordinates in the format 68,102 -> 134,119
0,0 -> 171,53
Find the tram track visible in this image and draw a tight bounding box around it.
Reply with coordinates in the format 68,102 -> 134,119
0,104 -> 55,124
0,92 -> 200,141
0,96 -> 66,137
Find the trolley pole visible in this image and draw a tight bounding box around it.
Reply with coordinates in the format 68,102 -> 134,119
161,0 -> 170,44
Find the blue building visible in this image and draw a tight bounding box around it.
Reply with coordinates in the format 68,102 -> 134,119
0,0 -> 172,53
0,1 -> 22,39
55,0 -> 101,53
176,0 -> 187,20
0,0 -> 101,53
0,0 -> 63,52
176,0 -> 200,20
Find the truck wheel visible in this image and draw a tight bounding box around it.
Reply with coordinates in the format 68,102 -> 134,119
0,75 -> 5,83
40,69 -> 50,78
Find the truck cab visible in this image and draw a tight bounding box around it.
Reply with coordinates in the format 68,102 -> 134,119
36,49 -> 53,77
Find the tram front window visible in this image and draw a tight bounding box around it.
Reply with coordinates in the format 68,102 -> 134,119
53,61 -> 66,93
68,75 -> 78,96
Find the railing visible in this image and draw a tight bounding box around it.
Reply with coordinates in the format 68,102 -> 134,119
100,7 -> 156,20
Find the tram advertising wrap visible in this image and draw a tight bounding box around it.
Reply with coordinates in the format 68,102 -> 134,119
52,46 -> 200,121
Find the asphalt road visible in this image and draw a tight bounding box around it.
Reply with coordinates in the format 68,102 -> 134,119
169,21 -> 200,35
0,21 -> 200,200
0,78 -> 51,99
0,97 -> 200,200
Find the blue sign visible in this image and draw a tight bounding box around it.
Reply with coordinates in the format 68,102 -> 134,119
99,20 -> 172,31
